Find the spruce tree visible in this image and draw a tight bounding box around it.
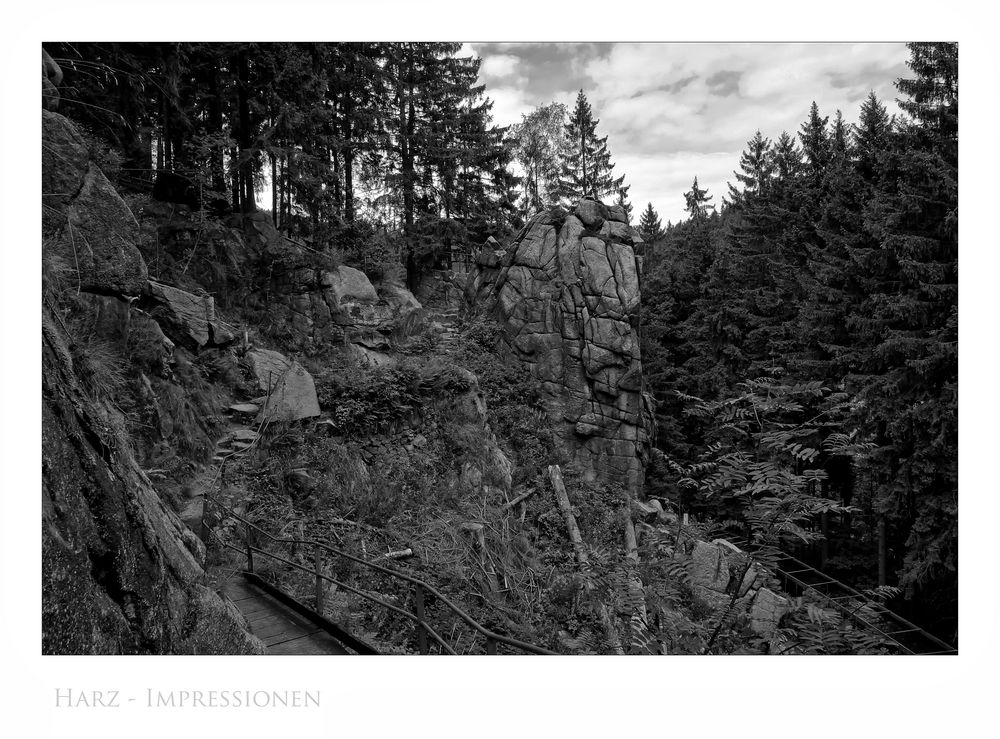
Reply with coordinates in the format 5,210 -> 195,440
855,91 -> 892,183
727,130 -> 774,207
614,183 -> 633,223
799,101 -> 831,181
683,177 -> 714,223
637,202 -> 664,243
556,89 -> 624,203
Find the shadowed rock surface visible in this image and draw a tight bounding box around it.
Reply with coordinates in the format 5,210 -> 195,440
43,110 -> 148,295
466,198 -> 654,491
41,57 -> 262,654
42,313 -> 263,654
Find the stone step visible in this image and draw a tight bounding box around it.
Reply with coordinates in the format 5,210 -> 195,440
228,402 -> 260,415
229,428 -> 260,442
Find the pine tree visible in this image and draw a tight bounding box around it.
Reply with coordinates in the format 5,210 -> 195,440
855,91 -> 892,183
556,90 -> 624,203
683,177 -> 714,223
772,131 -> 803,192
614,183 -> 633,223
727,130 -> 774,207
637,202 -> 664,243
799,101 -> 831,181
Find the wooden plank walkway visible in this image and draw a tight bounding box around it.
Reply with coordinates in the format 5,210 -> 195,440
222,578 -> 350,655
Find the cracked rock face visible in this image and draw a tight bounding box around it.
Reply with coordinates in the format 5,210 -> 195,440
467,198 -> 654,490
270,264 -> 423,352
43,110 -> 149,296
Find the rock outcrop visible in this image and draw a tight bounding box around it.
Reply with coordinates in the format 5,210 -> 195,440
42,314 -> 263,654
274,263 -> 423,353
146,280 -> 236,349
688,539 -> 790,636
43,110 -> 149,295
246,348 -> 321,423
41,55 -> 261,654
466,198 -> 654,490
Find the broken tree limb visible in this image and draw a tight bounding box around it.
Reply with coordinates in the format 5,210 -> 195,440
372,548 -> 414,562
328,517 -> 380,533
623,508 -> 649,630
501,486 -> 538,511
461,522 -> 500,593
548,465 -> 588,566
548,464 -> 622,654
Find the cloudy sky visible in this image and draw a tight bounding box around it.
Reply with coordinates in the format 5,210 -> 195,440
464,43 -> 911,225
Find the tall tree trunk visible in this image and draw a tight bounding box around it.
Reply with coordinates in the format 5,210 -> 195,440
343,92 -> 355,224
229,145 -> 240,213
236,48 -> 256,213
331,145 -> 342,221
208,65 -> 226,196
270,151 -> 277,226
877,516 -> 888,586
280,155 -> 289,232
160,87 -> 172,172
400,47 -> 417,289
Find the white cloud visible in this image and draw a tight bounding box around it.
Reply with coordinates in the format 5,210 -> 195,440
619,150 -> 738,226
480,53 -> 521,79
484,86 -> 533,128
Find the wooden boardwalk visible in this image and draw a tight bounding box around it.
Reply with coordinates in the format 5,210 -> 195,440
223,578 -> 350,655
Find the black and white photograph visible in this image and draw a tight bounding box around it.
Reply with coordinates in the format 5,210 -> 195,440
5,1 -> 999,736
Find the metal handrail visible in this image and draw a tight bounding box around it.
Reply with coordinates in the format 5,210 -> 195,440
203,493 -> 555,655
713,532 -> 957,655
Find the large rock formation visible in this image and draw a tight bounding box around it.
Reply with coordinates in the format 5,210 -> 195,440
42,314 -> 263,654
41,55 -> 261,654
274,263 -> 423,353
466,198 -> 654,491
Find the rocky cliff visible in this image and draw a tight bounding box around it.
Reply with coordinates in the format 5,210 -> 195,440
465,198 -> 654,492
41,53 -> 263,654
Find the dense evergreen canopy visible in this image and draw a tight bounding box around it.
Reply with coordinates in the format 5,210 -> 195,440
640,42 -> 958,640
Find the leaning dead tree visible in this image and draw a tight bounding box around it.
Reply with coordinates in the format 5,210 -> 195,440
548,465 -> 623,655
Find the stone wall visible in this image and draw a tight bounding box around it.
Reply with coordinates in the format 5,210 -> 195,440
466,198 -> 654,491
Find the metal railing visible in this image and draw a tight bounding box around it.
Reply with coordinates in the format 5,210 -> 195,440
202,494 -> 555,656
711,532 -> 958,655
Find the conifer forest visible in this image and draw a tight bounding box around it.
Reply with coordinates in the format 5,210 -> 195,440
40,41 -> 958,657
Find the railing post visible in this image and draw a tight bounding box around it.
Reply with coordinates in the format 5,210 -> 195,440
200,496 -> 208,543
245,521 -> 254,573
314,544 -> 324,615
486,636 -> 497,655
413,584 -> 429,655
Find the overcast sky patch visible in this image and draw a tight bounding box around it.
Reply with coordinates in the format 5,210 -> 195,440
470,42 -> 910,223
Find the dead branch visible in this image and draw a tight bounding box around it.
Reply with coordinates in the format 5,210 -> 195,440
548,465 -> 588,566
502,486 -> 539,511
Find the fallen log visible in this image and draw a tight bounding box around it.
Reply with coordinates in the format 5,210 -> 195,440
548,465 -> 588,566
